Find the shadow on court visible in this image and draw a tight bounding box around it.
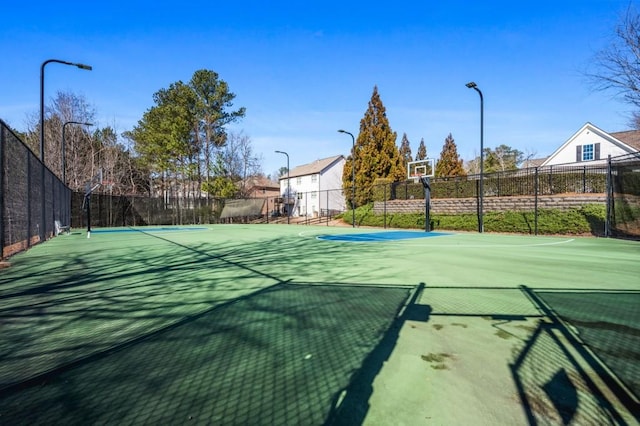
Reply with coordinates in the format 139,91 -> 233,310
418,286 -> 638,425
514,287 -> 640,425
0,229 -> 398,389
0,282 -> 415,424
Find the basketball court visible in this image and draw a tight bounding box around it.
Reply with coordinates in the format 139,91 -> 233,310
0,224 -> 637,424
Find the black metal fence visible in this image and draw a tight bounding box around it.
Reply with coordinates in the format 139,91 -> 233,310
1,119 -> 71,259
3,114 -> 639,260
388,164 -> 608,201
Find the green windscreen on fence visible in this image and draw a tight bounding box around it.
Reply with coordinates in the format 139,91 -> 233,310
220,198 -> 265,219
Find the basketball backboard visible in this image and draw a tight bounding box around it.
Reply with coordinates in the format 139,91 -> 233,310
84,169 -> 103,196
407,159 -> 435,182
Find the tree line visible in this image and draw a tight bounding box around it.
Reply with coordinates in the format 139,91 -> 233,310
9,5 -> 638,211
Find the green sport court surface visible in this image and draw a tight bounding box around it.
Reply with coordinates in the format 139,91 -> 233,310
0,225 -> 638,425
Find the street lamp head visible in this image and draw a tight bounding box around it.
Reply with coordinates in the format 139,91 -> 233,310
76,63 -> 92,71
466,81 -> 477,89
338,129 -> 346,134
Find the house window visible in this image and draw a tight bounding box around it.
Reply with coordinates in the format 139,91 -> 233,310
296,177 -> 302,185
311,191 -> 317,199
576,143 -> 600,162
311,174 -> 318,183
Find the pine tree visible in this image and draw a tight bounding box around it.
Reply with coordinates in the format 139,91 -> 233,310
342,86 -> 405,206
399,133 -> 413,165
435,133 -> 466,178
416,138 -> 427,160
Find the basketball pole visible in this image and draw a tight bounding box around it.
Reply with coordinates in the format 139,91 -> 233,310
421,176 -> 431,232
86,194 -> 91,239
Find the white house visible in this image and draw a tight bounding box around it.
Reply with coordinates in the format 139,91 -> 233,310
278,155 -> 346,217
541,122 -> 640,167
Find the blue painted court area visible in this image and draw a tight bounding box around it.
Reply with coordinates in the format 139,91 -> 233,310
317,231 -> 452,242
91,227 -> 208,234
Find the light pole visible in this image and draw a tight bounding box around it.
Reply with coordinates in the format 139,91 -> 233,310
275,150 -> 290,224
62,121 -> 93,185
40,59 -> 92,163
40,59 -> 91,241
466,81 -> 484,233
338,129 -> 356,228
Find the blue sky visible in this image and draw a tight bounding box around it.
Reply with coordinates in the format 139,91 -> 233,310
0,1 -> 635,177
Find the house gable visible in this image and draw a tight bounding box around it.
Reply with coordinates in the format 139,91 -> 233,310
277,155 -> 346,217
541,122 -> 639,167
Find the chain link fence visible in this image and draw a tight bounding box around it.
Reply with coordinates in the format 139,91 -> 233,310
1,120 -> 71,259
608,153 -> 640,239
3,116 -> 639,259
72,187 -> 348,228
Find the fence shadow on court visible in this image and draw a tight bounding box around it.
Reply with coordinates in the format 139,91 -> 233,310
402,285 -> 638,425
0,230 -> 400,389
324,283 -> 429,425
514,286 -> 639,425
0,281 -> 415,424
0,228 -> 429,424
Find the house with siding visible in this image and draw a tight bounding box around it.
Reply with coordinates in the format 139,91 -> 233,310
278,155 -> 346,217
541,122 -> 640,167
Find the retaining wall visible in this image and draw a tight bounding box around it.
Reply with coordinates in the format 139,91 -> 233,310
373,194 -> 606,215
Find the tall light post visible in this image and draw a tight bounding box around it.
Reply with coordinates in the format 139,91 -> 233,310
40,59 -> 92,163
275,150 -> 290,224
40,59 -> 92,241
466,81 -> 484,233
62,121 -> 93,185
338,129 -> 356,228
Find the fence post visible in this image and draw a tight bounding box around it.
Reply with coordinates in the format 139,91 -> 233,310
0,126 -> 4,258
27,150 -> 33,248
534,167 -> 539,236
326,190 -> 329,226
384,184 -> 387,229
605,155 -> 612,237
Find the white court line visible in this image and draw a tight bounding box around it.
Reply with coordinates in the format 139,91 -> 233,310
298,230 -> 575,248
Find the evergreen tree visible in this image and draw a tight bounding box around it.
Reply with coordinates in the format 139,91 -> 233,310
399,133 -> 413,165
435,133 -> 466,178
342,86 -> 405,206
416,138 -> 427,160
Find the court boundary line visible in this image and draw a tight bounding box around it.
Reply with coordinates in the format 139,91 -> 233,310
297,229 -> 576,248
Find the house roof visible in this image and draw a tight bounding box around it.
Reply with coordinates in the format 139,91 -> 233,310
609,129 -> 640,151
240,175 -> 279,190
521,157 -> 547,168
541,122 -> 639,166
283,155 -> 344,179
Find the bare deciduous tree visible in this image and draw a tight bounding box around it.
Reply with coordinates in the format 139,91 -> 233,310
589,6 -> 640,126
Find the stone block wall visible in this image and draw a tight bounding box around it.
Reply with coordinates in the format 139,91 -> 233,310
373,194 -> 606,215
